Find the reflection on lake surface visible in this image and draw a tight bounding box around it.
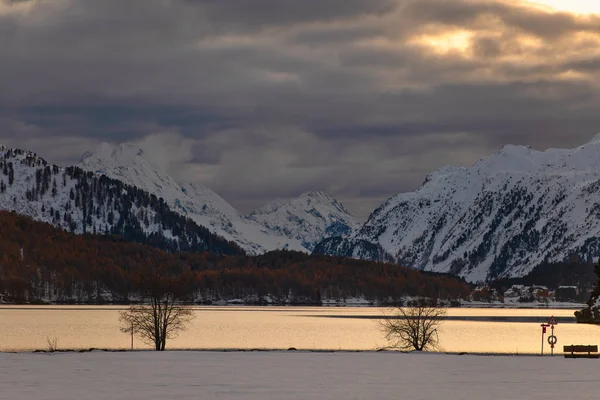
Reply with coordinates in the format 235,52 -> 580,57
0,306 -> 597,354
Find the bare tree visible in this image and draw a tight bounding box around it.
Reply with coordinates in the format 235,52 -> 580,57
380,302 -> 446,351
119,299 -> 194,351
119,264 -> 195,351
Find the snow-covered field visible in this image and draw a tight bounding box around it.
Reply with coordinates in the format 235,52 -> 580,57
1,351 -> 597,400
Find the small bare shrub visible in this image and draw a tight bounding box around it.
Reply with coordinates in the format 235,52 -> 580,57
46,337 -> 59,352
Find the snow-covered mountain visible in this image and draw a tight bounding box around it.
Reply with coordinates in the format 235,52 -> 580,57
247,191 -> 359,251
78,143 -> 357,254
78,143 -> 306,254
315,134 -> 600,282
0,146 -> 242,255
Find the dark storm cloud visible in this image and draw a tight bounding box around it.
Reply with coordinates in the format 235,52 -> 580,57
14,104 -> 235,140
192,0 -> 397,29
1,0 -> 600,219
2,0 -> 32,4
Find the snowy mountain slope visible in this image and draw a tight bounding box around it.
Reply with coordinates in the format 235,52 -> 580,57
247,191 -> 360,251
316,134 -> 600,282
0,146 -> 242,255
78,143 -> 310,254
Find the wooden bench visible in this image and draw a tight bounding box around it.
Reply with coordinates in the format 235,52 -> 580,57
564,345 -> 600,359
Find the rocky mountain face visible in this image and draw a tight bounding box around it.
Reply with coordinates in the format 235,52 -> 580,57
315,134 -> 600,282
0,146 -> 242,255
77,143 -> 357,254
247,191 -> 359,251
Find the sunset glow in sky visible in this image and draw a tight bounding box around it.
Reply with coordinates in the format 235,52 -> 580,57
526,0 -> 600,14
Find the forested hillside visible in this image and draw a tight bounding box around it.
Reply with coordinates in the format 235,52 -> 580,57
0,212 -> 471,304
0,147 -> 242,256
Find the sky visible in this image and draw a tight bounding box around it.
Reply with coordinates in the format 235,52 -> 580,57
1,0 -> 600,221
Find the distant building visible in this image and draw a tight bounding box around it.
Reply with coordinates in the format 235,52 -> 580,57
555,286 -> 579,302
503,285 -> 549,303
557,285 -> 579,294
503,285 -> 526,298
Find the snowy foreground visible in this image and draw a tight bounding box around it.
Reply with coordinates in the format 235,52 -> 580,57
1,351 -> 598,400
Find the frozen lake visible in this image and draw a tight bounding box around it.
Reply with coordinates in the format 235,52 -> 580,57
0,306 -> 595,354
1,351 -> 598,400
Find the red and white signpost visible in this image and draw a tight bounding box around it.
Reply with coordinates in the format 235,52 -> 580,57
541,316 -> 558,356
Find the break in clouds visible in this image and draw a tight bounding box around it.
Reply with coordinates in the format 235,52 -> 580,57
1,0 -> 600,219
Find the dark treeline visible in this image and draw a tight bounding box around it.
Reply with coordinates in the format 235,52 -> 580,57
0,212 -> 471,305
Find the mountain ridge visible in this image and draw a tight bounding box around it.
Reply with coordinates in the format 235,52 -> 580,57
316,134 -> 600,282
247,190 -> 359,250
78,142 -> 358,254
0,145 -> 242,255
10,134 -> 600,282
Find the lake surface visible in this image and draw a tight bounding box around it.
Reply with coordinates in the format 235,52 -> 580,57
0,306 -> 597,354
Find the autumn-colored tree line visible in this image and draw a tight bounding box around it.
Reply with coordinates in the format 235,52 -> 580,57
0,211 -> 471,304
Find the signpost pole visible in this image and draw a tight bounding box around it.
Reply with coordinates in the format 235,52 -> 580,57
551,325 -> 555,356
543,316 -> 558,357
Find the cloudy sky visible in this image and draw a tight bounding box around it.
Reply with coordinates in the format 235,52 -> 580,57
1,0 -> 600,220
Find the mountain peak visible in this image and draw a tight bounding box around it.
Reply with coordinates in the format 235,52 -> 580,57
297,191 -> 339,205
248,191 -> 359,250
80,142 -> 145,168
300,190 -> 331,198
253,190 -> 349,215
0,145 -> 47,167
497,143 -> 532,155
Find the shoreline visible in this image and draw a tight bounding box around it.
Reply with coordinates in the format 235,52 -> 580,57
1,347 -> 551,357
0,302 -> 586,310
